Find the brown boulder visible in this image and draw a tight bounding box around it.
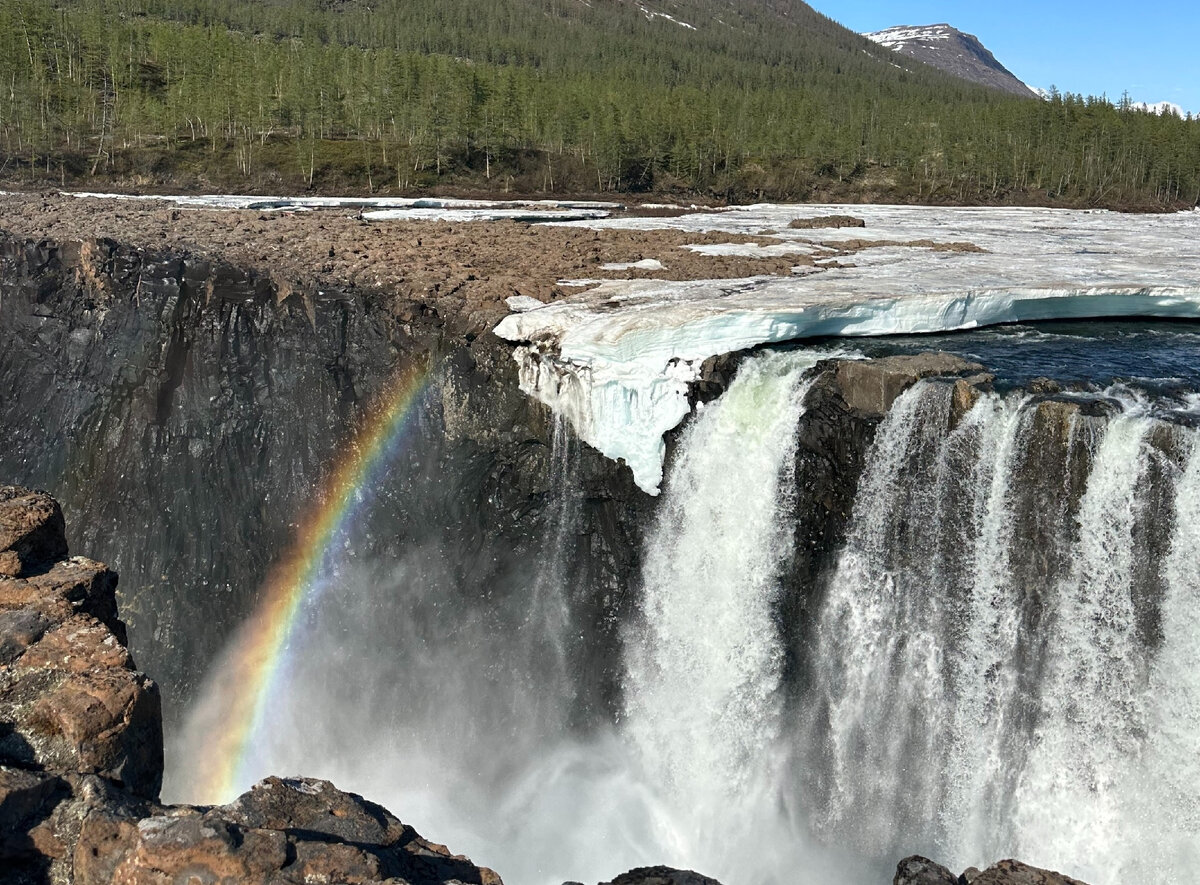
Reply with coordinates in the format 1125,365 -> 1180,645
972,859 -> 1090,885
0,556 -> 126,645
835,354 -> 990,417
78,776 -> 503,885
0,662 -> 163,798
788,215 -> 866,229
1,768 -> 154,885
602,868 -> 724,885
0,487 -> 68,578
1,488 -> 158,798
894,855 -> 959,885
0,554 -> 161,799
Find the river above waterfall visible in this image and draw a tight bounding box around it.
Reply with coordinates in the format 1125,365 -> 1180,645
815,318 -> 1200,394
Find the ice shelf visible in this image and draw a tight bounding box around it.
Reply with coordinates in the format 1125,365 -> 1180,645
497,204 -> 1200,494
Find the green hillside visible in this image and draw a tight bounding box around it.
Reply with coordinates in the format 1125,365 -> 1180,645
1,0 -> 1197,206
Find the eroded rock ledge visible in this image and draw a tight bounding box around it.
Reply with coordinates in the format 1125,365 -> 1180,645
0,486 -> 501,885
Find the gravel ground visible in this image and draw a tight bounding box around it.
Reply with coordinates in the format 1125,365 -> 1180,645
1,192 -> 816,335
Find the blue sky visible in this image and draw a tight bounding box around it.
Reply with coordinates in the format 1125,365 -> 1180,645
814,1 -> 1200,114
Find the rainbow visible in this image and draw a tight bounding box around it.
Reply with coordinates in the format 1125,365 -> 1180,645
192,359 -> 431,804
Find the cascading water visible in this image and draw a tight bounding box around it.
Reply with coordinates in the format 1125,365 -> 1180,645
1140,437 -> 1200,871
799,380 -> 1200,884
620,350 -> 845,882
1010,406 -> 1154,873
176,345 -> 1200,885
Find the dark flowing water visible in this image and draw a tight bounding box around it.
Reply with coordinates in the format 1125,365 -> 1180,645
835,319 -> 1200,396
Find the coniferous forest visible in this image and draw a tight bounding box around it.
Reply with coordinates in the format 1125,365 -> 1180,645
2,0 -> 1198,206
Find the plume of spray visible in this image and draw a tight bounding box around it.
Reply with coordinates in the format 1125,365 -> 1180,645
177,359 -> 432,804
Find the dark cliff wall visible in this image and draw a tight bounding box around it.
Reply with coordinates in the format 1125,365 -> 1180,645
0,234 -> 648,737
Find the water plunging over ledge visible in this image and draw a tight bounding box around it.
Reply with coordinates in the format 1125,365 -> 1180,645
171,342 -> 1200,885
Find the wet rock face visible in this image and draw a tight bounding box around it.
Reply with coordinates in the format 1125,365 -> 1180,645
0,234 -> 649,736
0,236 -> 407,718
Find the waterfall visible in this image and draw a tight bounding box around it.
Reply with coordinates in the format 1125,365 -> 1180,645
177,346 -> 1200,885
1140,437 -> 1200,872
621,348 -> 837,882
1010,408 -> 1153,874
801,382 -> 1200,884
801,382 -> 1037,858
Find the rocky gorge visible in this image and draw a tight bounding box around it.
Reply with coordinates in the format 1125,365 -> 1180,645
3,193 -> 1196,884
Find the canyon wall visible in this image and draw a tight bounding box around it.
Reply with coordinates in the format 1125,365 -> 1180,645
0,234 -> 647,738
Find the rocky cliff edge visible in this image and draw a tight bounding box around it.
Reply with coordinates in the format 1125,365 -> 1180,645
0,485 -> 502,885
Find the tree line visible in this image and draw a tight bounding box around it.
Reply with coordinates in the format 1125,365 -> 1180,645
2,0 -> 1197,206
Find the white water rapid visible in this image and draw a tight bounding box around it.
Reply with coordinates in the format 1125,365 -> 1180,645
620,350 -> 840,883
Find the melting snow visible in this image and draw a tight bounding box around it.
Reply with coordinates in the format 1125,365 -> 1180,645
601,258 -> 666,271
65,192 -> 620,220
682,242 -> 821,258
498,204 -> 1200,494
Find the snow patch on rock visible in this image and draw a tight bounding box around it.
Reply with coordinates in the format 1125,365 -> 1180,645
501,204 -> 1200,494
601,258 -> 666,271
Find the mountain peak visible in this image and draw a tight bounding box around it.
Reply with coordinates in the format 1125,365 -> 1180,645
865,23 -> 1038,98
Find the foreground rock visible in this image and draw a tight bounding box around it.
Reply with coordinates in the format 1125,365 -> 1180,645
894,856 -> 960,885
0,486 -> 69,578
588,855 -> 1094,885
79,776 -> 501,885
895,856 -> 1090,885
599,869 -> 723,885
0,485 -> 501,885
0,487 -> 162,800
968,860 -> 1089,885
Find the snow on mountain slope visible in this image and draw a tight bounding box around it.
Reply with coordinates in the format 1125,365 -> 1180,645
865,24 -> 1038,98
